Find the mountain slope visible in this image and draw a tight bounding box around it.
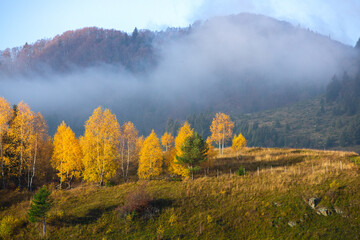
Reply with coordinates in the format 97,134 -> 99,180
0,13 -> 357,137
233,72 -> 360,152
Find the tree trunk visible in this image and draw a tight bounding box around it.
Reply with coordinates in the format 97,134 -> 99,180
59,158 -> 62,190
222,129 -> 225,155
97,132 -> 101,185
126,143 -> 130,182
0,139 -> 5,189
19,126 -> 24,189
218,141 -> 221,154
121,138 -> 125,182
43,219 -> 46,236
68,175 -> 73,189
29,138 -> 37,191
100,172 -> 103,186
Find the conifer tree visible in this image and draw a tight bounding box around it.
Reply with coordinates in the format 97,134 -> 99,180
137,130 -> 162,179
176,132 -> 208,180
28,186 -> 52,236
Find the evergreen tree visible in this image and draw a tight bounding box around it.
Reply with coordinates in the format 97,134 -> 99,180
132,27 -> 139,40
176,132 -> 208,180
356,38 -> 360,49
28,186 -> 52,236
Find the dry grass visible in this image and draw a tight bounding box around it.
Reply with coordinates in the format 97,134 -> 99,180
0,147 -> 359,239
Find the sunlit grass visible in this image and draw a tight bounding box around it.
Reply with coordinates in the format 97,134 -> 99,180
1,147 -> 359,239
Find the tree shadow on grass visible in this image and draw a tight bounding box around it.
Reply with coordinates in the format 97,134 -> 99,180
50,205 -> 117,227
0,189 -> 32,211
210,155 -> 306,174
132,198 -> 174,220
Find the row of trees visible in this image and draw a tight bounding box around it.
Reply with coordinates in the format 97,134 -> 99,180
0,98 -> 52,191
0,96 -> 246,189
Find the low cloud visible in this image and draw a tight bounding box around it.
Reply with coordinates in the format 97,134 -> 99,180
0,14 -> 355,135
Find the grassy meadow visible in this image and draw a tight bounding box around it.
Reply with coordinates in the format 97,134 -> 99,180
1,147 -> 360,239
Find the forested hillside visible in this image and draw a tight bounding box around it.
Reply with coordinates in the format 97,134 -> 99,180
0,14 -> 359,149
231,70 -> 360,152
0,27 -> 189,74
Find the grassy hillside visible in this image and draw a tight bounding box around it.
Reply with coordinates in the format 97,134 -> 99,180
233,96 -> 360,152
1,147 -> 360,239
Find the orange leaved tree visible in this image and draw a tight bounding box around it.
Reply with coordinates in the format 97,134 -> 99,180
52,121 -> 83,189
210,113 -> 234,154
81,107 -> 120,186
137,130 -> 163,179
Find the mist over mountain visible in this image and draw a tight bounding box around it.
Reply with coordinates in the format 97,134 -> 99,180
0,13 -> 357,136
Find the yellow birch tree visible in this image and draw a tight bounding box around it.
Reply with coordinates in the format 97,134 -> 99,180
0,97 -> 13,189
202,137 -> 217,169
52,121 -> 82,189
161,132 -> 175,174
171,122 -> 193,179
81,107 -> 120,185
210,113 -> 234,154
120,121 -> 138,182
8,101 -> 34,188
28,112 -> 49,191
161,132 -> 174,152
232,133 -> 247,159
137,130 -> 163,179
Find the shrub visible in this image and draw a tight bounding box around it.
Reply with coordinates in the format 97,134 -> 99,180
119,184 -> 153,217
105,181 -> 115,187
0,215 -> 19,239
236,166 -> 246,176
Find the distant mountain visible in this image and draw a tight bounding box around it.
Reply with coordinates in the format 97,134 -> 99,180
0,13 -> 355,77
0,13 -> 358,138
0,27 -> 190,75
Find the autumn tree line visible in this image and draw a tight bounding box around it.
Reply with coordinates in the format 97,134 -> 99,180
0,97 -> 246,191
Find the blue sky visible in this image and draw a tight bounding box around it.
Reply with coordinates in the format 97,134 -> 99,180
0,0 -> 359,50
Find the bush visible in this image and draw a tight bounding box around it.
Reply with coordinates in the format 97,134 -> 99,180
0,215 -> 19,239
119,183 -> 153,218
105,181 -> 115,187
236,166 -> 246,176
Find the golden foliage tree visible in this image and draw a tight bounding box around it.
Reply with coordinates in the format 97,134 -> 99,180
202,137 -> 217,169
35,135 -> 54,186
8,101 -> 35,188
52,121 -> 82,189
81,107 -> 120,186
171,122 -> 193,179
210,113 -> 234,154
161,132 -> 174,152
137,130 -> 163,179
0,97 -> 13,189
120,121 -> 138,182
232,133 -> 247,159
28,112 -> 49,191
